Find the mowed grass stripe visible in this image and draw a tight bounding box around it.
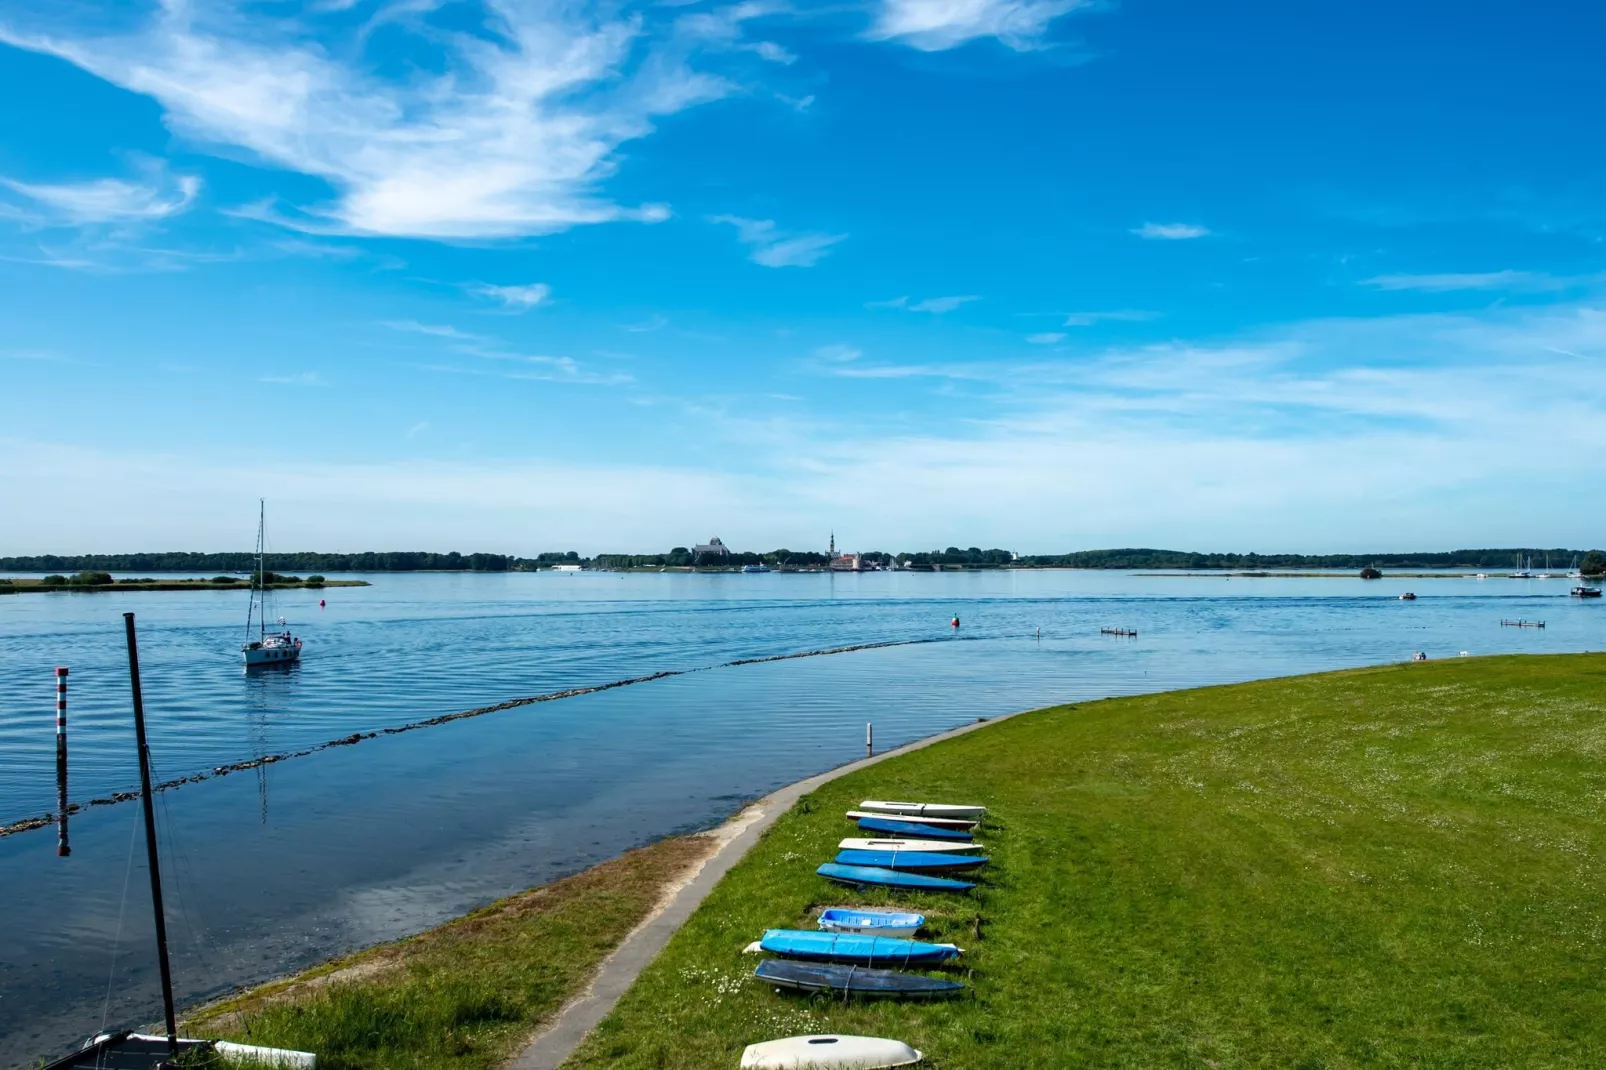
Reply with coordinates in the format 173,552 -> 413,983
565,654 -> 1606,1069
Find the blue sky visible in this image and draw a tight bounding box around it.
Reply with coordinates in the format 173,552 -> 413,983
2,0 -> 1604,555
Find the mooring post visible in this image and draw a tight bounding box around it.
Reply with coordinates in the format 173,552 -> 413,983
55,667 -> 70,857
123,613 -> 179,1055
866,721 -> 873,759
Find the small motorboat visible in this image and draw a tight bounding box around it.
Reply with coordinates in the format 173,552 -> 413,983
855,817 -> 974,841
846,810 -> 976,830
835,849 -> 988,872
860,800 -> 986,820
840,838 -> 981,854
1572,586 -> 1602,598
741,1034 -> 922,1068
754,929 -> 960,966
818,907 -> 925,938
754,959 -> 963,1000
817,863 -> 975,892
1400,592 -> 1416,600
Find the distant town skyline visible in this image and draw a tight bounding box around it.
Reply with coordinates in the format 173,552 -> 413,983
3,2 -> 1604,553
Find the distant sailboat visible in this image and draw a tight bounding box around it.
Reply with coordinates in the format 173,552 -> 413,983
1509,553 -> 1533,580
242,500 -> 302,667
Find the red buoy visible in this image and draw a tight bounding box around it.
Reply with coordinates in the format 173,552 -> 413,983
951,616 -> 960,628
319,599 -> 326,608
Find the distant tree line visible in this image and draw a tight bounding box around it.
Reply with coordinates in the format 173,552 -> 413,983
5,546 -> 1602,573
1009,548 -> 1603,570
0,551 -> 529,572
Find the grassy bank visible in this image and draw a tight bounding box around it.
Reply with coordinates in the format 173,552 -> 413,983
567,654 -> 1606,1068
187,834 -> 716,1070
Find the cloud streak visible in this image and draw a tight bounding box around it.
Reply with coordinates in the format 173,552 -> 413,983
475,283 -> 552,310
1360,270 -> 1602,293
866,0 -> 1090,51
1132,222 -> 1209,240
2,172 -> 200,224
712,215 -> 846,267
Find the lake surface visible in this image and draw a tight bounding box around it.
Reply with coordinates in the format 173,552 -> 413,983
2,570 -> 1602,1065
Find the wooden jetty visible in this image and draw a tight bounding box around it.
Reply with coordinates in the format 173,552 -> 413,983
1100,628 -> 1139,637
1499,619 -> 1545,629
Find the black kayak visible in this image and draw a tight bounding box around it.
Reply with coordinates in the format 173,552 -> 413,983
754,958 -> 965,999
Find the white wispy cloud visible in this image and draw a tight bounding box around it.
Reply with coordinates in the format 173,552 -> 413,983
622,314 -> 669,333
2,171 -> 199,224
474,283 -> 551,310
868,294 -> 979,313
712,215 -> 846,267
910,295 -> 979,313
260,371 -> 325,386
1359,270 -> 1600,293
382,320 -> 487,342
866,0 -> 1089,51
406,421 -> 430,439
384,318 -> 630,385
1062,309 -> 1160,326
1132,222 -> 1210,240
0,3 -> 765,239
1027,332 -> 1065,344
815,344 -> 862,362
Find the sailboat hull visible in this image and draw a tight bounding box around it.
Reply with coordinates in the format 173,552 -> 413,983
243,640 -> 302,666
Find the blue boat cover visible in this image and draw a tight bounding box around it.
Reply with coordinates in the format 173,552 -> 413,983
755,959 -> 965,998
818,908 -> 924,931
817,862 -> 976,892
856,816 -> 974,841
759,929 -> 960,966
835,849 -> 988,871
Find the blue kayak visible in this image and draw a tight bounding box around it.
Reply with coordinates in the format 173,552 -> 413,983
835,849 -> 988,872
857,816 -> 974,842
818,908 -> 924,937
755,959 -> 965,999
817,862 -> 975,892
759,928 -> 960,966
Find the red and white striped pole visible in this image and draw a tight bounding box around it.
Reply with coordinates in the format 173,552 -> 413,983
55,666 -> 70,857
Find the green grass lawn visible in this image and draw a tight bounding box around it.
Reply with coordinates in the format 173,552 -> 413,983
188,835 -> 713,1070
565,654 -> 1606,1069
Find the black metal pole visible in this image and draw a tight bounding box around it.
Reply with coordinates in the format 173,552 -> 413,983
123,612 -> 178,1055
55,666 -> 70,857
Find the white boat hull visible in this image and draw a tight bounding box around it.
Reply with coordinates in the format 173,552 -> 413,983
839,838 -> 981,854
243,637 -> 302,666
741,1035 -> 922,1069
844,810 -> 976,829
860,800 -> 986,820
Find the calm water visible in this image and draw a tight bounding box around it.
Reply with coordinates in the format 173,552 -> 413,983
1,570 -> 1601,1065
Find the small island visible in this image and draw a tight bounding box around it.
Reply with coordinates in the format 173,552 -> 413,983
0,571 -> 368,594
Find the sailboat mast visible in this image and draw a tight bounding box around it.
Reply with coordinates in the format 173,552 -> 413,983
258,499 -> 266,643
122,612 -> 179,1055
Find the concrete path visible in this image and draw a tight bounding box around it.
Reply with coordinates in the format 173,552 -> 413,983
508,709 -> 1022,1070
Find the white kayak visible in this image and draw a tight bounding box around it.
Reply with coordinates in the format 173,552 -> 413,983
839,838 -> 982,854
860,800 -> 987,820
741,1035 -> 923,1068
845,810 -> 977,829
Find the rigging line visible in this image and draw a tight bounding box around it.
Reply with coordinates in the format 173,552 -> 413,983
148,754 -> 211,965
101,804 -> 144,1033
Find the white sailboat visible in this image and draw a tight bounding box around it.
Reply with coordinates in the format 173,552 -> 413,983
242,500 -> 302,667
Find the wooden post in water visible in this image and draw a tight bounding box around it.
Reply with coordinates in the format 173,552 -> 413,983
123,612 -> 179,1057
55,667 -> 69,857
866,722 -> 873,759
